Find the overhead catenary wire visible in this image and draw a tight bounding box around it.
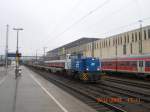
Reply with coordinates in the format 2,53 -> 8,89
89,0 -> 135,30
99,16 -> 150,38
47,0 -> 111,42
45,0 -> 150,51
48,0 -> 144,42
48,16 -> 150,52
49,0 -> 82,36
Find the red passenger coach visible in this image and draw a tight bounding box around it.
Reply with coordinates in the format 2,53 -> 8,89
101,54 -> 150,78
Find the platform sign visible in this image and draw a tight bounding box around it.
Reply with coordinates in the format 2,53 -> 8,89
7,53 -> 21,57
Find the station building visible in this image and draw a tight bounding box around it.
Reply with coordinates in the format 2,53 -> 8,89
46,38 -> 99,60
46,25 -> 150,60
85,25 -> 150,59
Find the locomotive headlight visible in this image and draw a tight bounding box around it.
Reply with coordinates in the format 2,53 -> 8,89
86,68 -> 89,71
97,67 -> 100,71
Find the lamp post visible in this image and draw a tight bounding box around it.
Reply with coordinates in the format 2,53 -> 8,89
43,47 -> 47,61
13,28 -> 23,77
5,24 -> 9,69
35,49 -> 38,62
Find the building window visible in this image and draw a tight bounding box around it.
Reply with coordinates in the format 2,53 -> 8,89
90,45 -> 92,50
139,32 -> 141,40
127,34 -> 129,43
135,32 -> 137,42
103,41 -> 105,47
124,35 -> 126,44
96,43 -> 97,49
120,36 -> 122,44
113,39 -> 115,46
144,30 -> 146,40
100,42 -> 101,48
132,33 -> 134,42
148,29 -> 150,39
118,37 -> 120,45
116,38 -> 118,45
123,44 -> 126,55
105,40 -> 107,47
103,41 -> 105,48
130,43 -> 132,54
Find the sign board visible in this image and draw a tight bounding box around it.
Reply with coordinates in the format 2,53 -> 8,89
7,53 -> 21,57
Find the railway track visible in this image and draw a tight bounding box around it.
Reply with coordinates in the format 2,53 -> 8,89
98,81 -> 150,102
30,67 -> 127,112
29,67 -> 150,112
104,76 -> 150,89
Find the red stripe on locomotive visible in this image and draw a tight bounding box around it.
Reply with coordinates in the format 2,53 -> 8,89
48,62 -> 65,68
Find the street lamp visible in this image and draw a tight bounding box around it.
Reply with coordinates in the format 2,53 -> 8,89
43,47 -> 47,61
13,27 -> 23,77
5,24 -> 9,69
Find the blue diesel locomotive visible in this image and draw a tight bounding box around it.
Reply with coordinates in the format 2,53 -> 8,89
71,57 -> 101,81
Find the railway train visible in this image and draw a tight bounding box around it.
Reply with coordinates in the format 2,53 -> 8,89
101,54 -> 150,78
46,25 -> 150,78
28,54 -> 102,82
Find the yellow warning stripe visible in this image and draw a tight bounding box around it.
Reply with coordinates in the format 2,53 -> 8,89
82,73 -> 88,80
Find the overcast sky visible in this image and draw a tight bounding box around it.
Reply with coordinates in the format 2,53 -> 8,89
0,0 -> 150,56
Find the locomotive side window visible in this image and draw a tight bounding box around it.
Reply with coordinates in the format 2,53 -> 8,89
145,61 -> 150,67
139,61 -> 143,67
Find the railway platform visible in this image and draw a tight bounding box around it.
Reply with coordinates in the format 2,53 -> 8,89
0,66 -> 96,112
